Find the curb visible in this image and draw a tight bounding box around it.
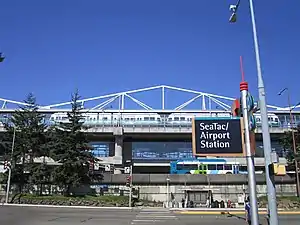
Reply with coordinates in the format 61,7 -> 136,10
175,211 -> 300,215
1,203 -> 133,210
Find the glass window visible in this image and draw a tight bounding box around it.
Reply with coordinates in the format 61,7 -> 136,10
89,142 -> 111,157
177,164 -> 198,170
132,142 -> 193,161
208,165 -> 216,170
224,165 -> 232,170
217,165 -> 223,170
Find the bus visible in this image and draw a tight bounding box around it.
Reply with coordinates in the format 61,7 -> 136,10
170,158 -> 240,175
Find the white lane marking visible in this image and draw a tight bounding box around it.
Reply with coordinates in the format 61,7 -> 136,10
137,215 -> 176,218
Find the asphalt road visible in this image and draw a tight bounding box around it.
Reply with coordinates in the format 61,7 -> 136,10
0,206 -> 299,225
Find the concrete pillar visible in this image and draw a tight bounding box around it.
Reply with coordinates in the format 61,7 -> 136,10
113,127 -> 123,174
115,135 -> 123,159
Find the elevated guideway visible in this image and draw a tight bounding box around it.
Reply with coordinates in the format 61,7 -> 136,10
0,123 -> 291,134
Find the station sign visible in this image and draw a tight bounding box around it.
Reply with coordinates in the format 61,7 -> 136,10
192,117 -> 243,156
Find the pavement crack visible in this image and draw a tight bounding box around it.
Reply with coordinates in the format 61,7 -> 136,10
80,217 -> 93,223
48,216 -> 65,221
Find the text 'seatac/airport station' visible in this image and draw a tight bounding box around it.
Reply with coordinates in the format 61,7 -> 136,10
0,84 -> 299,206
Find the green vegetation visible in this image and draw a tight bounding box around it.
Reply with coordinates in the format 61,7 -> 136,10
280,125 -> 300,167
1,90 -> 101,198
10,194 -> 130,206
258,196 -> 300,202
258,196 -> 300,209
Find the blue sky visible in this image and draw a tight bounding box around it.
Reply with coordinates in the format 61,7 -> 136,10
0,0 -> 299,110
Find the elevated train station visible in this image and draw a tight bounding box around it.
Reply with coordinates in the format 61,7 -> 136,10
0,85 -> 299,174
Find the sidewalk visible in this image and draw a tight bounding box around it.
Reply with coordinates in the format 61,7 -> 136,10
170,207 -> 300,215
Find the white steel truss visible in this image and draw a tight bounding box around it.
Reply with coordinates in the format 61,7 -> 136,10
0,85 -> 294,111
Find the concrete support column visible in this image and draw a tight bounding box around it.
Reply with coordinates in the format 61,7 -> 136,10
115,135 -> 123,159
113,127 -> 123,174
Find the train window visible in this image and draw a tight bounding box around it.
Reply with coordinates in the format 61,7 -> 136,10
125,118 -> 129,121
168,118 -> 172,121
150,117 -> 155,121
103,117 -> 108,120
180,117 -> 185,121
268,117 -> 271,121
174,117 -> 179,121
157,118 -> 161,121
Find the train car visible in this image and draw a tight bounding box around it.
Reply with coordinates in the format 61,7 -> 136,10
253,113 -> 281,127
48,111 -> 281,128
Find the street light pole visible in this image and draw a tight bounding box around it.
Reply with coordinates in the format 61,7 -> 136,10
0,52 -> 5,63
278,88 -> 300,197
5,126 -> 16,204
249,1 -> 279,224
166,177 -> 170,208
229,1 -> 279,224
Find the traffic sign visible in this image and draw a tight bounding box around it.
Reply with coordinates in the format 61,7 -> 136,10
125,167 -> 130,174
105,165 -> 111,171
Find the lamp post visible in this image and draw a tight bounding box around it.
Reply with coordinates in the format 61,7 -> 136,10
166,176 -> 170,208
278,88 -> 300,197
229,1 -> 279,224
0,52 -> 5,63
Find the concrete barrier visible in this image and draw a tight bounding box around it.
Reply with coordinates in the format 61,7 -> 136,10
97,174 -> 295,185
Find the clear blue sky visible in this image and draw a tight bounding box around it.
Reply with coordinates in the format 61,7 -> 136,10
0,0 -> 299,109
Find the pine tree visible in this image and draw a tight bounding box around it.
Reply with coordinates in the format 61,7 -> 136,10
3,93 -> 49,194
49,89 -> 96,196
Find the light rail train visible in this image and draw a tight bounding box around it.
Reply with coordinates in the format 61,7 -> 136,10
48,112 -> 281,127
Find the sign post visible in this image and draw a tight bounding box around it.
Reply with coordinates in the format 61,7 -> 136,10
240,81 -> 259,225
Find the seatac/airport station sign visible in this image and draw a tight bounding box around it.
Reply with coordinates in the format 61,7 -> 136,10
192,117 -> 243,157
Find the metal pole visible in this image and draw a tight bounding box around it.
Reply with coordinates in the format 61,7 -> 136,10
129,165 -> 132,208
241,84 -> 259,225
5,167 -> 12,204
287,90 -> 300,197
6,126 -> 16,204
166,178 -> 169,208
248,0 -> 278,224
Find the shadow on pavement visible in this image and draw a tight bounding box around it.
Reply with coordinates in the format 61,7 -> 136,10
224,212 -> 265,225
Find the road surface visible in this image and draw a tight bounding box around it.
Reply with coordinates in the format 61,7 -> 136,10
0,206 -> 299,225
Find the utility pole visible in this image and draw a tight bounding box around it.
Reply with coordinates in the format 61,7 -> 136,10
278,88 -> 300,197
229,1 -> 279,224
129,164 -> 133,208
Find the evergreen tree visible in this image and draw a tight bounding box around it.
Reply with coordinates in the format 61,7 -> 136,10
3,93 -> 49,194
280,125 -> 300,170
49,90 -> 96,196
